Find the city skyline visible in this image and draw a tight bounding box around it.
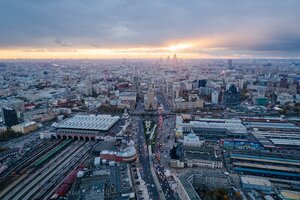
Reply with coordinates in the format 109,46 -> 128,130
1,0 -> 300,59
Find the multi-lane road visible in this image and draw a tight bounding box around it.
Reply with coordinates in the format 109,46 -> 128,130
134,116 -> 160,200
132,92 -> 177,200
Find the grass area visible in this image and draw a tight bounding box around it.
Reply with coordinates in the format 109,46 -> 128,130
143,120 -> 157,150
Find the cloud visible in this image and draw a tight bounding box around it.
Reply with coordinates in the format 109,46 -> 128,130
54,38 -> 72,47
0,0 -> 300,58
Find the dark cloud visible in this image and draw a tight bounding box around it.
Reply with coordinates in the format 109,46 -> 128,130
0,0 -> 300,57
249,34 -> 300,52
54,39 -> 72,47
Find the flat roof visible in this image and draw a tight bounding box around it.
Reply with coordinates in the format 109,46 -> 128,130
187,121 -> 247,133
119,92 -> 137,96
230,153 -> 300,164
176,116 -> 247,134
184,146 -> 221,161
245,122 -> 300,130
178,171 -> 202,200
241,176 -> 272,187
252,131 -> 300,147
280,190 -> 300,200
270,138 -> 300,146
56,114 -> 120,131
234,167 -> 300,178
233,162 -> 300,173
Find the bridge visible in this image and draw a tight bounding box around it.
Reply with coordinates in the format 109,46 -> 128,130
129,111 -> 176,117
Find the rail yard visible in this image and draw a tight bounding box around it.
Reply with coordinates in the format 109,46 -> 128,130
0,139 -> 96,200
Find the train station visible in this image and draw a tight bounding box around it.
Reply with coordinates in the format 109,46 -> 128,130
52,114 -> 123,141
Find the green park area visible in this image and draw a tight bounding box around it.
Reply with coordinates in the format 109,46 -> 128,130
143,120 -> 157,149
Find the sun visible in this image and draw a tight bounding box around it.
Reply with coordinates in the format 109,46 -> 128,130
167,43 -> 192,51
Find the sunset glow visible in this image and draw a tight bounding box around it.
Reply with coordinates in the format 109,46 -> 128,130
0,43 -> 202,59
167,43 -> 192,52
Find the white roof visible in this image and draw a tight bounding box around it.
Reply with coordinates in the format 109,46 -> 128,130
176,115 -> 246,133
56,114 -> 120,131
241,176 -> 271,187
184,133 -> 200,143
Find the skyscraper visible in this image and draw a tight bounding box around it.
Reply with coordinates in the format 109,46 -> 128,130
228,59 -> 233,69
2,107 -> 19,127
144,83 -> 158,110
223,85 -> 240,106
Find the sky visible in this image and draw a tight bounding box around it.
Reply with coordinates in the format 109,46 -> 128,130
0,0 -> 300,59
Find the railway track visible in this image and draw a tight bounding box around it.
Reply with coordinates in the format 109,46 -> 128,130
0,139 -> 62,193
0,139 -> 60,180
0,140 -> 78,200
5,141 -> 93,200
38,141 -> 97,200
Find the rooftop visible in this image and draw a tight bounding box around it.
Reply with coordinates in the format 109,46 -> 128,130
56,114 -> 120,131
184,146 -> 221,161
280,190 -> 300,200
184,133 -> 200,143
178,171 -> 202,200
245,122 -> 300,130
241,176 -> 272,187
176,116 -> 247,134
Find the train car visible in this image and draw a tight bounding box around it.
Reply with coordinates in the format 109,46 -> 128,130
55,164 -> 84,197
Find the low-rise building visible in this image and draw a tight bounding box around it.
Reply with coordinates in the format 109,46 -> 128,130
100,145 -> 137,163
184,146 -> 223,169
241,176 -> 272,192
11,121 -> 38,134
174,98 -> 204,111
170,159 -> 184,168
183,132 -> 204,147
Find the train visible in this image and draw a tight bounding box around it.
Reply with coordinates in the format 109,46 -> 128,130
55,163 -> 85,197
32,140 -> 72,168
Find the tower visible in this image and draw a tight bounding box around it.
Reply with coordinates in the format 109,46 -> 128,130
2,107 -> 18,127
145,83 -> 158,110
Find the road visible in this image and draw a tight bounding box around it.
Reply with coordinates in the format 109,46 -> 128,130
153,94 -> 176,200
135,116 -> 160,200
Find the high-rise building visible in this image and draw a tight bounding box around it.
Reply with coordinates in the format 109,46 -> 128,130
173,54 -> 178,62
2,107 -> 19,127
211,90 -> 220,104
228,59 -> 233,68
192,79 -> 207,89
223,85 -> 240,106
144,83 -> 158,110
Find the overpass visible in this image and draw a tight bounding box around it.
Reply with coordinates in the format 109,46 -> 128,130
129,111 -> 176,117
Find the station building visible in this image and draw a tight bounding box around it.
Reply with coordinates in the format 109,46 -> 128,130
52,114 -> 122,141
175,115 -> 247,140
230,152 -> 300,180
241,176 -> 272,192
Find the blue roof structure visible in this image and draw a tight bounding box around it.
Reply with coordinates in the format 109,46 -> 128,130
230,153 -> 300,164
234,167 -> 300,178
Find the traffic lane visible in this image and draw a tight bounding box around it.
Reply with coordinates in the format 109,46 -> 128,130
152,116 -> 176,199
136,119 -> 159,199
155,166 -> 174,200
